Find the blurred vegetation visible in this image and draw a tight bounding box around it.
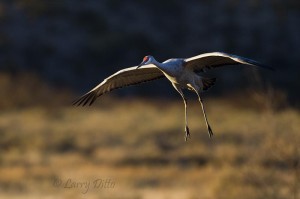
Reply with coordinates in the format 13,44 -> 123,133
0,72 -> 299,198
0,72 -> 72,109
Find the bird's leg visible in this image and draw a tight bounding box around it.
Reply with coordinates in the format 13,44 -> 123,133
195,92 -> 213,138
183,97 -> 190,141
172,84 -> 190,141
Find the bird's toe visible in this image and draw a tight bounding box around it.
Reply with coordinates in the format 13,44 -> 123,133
207,125 -> 214,138
184,126 -> 191,141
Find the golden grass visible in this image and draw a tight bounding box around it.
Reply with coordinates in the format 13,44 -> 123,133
0,97 -> 299,199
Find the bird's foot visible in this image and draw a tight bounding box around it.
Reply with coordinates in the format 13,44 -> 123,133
185,126 -> 191,141
207,125 -> 213,138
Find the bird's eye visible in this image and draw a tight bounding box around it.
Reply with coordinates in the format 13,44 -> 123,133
143,56 -> 149,62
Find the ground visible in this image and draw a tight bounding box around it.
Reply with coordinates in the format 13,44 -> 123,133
0,97 -> 299,199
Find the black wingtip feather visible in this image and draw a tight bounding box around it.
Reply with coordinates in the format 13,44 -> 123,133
72,91 -> 98,107
72,97 -> 82,106
240,56 -> 275,71
252,62 -> 275,71
89,95 -> 97,106
261,64 -> 275,71
82,93 -> 92,106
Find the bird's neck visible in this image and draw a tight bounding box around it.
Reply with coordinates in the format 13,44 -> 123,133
152,59 -> 165,70
152,59 -> 173,75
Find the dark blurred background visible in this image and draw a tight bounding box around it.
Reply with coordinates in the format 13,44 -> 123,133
0,0 -> 299,105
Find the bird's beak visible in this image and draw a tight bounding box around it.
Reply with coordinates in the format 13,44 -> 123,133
136,61 -> 145,69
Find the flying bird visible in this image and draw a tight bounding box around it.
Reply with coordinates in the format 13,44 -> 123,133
73,52 -> 273,141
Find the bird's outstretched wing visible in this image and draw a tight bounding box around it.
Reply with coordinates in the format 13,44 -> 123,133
184,52 -> 274,72
73,65 -> 164,106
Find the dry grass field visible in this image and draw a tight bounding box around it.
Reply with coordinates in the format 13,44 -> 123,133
0,74 -> 299,199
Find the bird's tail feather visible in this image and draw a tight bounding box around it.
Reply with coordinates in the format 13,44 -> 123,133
202,77 -> 216,91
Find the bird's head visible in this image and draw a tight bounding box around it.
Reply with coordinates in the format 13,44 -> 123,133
137,55 -> 155,69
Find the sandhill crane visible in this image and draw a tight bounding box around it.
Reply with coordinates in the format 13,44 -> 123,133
73,52 -> 273,141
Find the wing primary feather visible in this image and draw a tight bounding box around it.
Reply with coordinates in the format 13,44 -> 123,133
237,56 -> 274,71
89,93 -> 98,106
82,95 -> 89,106
73,92 -> 90,106
81,93 -> 91,105
76,94 -> 86,106
72,95 -> 83,106
83,92 -> 94,106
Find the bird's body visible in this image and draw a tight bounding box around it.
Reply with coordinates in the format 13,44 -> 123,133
162,59 -> 195,89
73,52 -> 273,140
147,58 -> 195,90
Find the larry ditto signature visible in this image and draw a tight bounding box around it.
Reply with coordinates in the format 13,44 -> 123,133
53,177 -> 116,194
